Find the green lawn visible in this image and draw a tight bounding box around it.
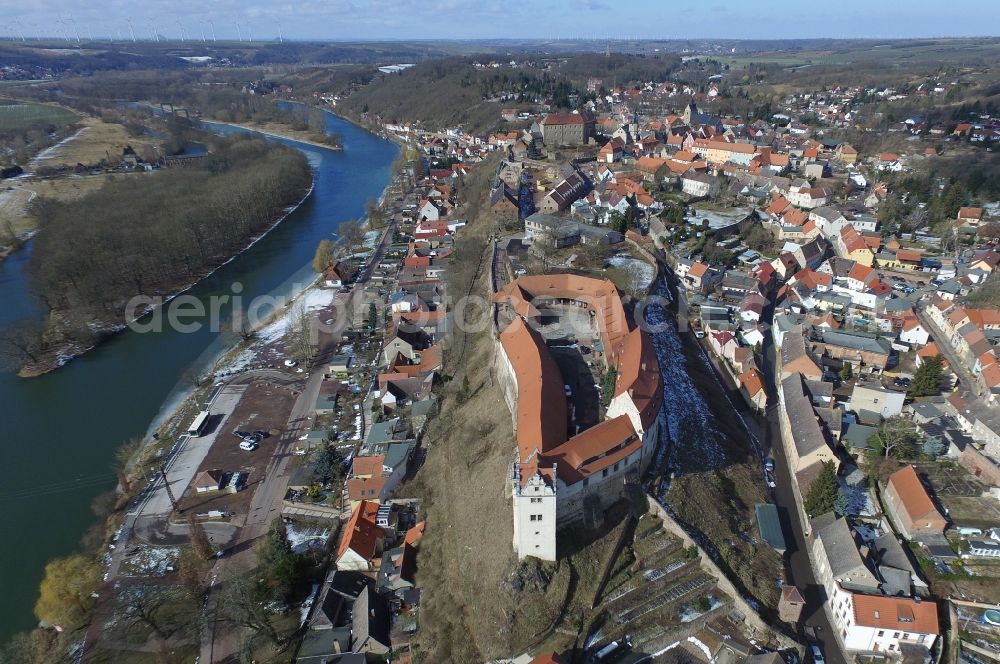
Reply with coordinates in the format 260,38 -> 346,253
0,102 -> 79,130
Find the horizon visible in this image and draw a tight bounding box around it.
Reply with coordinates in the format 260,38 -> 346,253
2,0 -> 1000,43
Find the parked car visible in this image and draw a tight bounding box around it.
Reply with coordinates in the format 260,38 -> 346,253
810,645 -> 825,664
765,469 -> 777,488
764,458 -> 775,472
239,440 -> 258,452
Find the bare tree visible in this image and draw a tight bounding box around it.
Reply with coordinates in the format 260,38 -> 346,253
0,319 -> 46,370
287,301 -> 315,365
187,513 -> 215,561
218,570 -> 282,645
337,218 -> 365,253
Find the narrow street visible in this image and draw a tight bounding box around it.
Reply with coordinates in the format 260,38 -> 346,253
914,304 -> 979,395
669,271 -> 846,664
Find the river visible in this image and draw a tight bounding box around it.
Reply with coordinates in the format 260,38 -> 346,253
0,108 -> 398,640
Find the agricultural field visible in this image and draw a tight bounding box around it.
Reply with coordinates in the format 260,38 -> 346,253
30,117 -> 140,169
0,173 -> 134,240
721,38 -> 1000,70
0,101 -> 79,130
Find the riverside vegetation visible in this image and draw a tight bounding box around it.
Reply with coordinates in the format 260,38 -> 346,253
2,132 -> 311,376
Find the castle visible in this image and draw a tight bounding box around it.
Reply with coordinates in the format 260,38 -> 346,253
493,274 -> 662,561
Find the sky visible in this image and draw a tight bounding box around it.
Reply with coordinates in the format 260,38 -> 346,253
2,0 -> 999,42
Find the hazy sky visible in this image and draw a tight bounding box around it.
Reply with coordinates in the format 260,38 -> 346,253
4,0 -> 1000,42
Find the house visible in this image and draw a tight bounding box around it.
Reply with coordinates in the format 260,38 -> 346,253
780,326 -> 823,380
850,382 -> 906,420
335,500 -> 387,571
193,469 -> 225,493
883,466 -> 947,540
787,179 -> 831,209
957,206 -> 984,226
779,374 -> 837,477
899,316 -> 930,347
635,155 -> 669,182
681,171 -> 721,198
830,585 -> 939,653
709,330 -> 740,363
836,143 -> 858,164
738,368 -> 767,411
524,212 -> 581,248
812,329 -> 892,370
683,261 -> 722,294
351,586 -> 391,655
539,169 -> 591,213
812,516 -> 881,593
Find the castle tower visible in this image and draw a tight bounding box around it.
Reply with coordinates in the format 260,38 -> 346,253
512,462 -> 557,561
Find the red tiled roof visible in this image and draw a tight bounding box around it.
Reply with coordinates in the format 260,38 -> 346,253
851,593 -> 939,634
739,368 -> 765,396
336,500 -> 383,563
542,112 -> 585,126
887,466 -> 938,522
688,261 -> 710,278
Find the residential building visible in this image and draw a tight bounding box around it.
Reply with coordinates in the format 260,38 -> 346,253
883,466 -> 947,540
829,584 -> 939,654
812,516 -> 881,593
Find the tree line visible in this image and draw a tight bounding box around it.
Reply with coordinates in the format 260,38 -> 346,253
21,134 -> 311,358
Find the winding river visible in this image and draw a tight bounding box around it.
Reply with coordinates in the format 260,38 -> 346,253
0,109 -> 398,639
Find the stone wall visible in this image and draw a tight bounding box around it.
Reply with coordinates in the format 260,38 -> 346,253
645,495 -> 802,652
959,445 -> 1000,487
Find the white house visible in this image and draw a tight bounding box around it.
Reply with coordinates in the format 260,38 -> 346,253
681,172 -> 721,198
899,318 -> 930,347
829,584 -> 939,654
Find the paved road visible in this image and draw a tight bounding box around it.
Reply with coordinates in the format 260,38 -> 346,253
756,318 -> 847,664
105,383 -> 247,581
201,219 -> 396,662
669,269 -> 845,664
914,304 -> 978,396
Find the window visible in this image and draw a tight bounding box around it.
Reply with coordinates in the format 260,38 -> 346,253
536,514 -> 543,522
530,497 -> 541,504
530,515 -> 537,522
893,632 -> 900,639
613,462 -> 620,472
602,468 -> 609,477
877,631 -> 884,637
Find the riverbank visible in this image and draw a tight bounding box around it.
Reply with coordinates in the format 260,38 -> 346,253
17,173 -> 316,378
0,104 -> 400,644
200,118 -> 344,151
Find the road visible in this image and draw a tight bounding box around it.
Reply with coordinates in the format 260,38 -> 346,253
665,264 -> 845,664
201,220 -> 395,662
755,309 -> 847,664
914,304 -> 979,396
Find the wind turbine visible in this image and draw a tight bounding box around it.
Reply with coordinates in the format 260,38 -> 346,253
176,18 -> 185,42
127,17 -> 136,42
235,18 -> 242,42
148,17 -> 159,42
67,15 -> 81,42
210,19 -> 217,42
277,21 -> 283,43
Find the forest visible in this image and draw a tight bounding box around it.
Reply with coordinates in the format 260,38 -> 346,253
24,134 -> 311,353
